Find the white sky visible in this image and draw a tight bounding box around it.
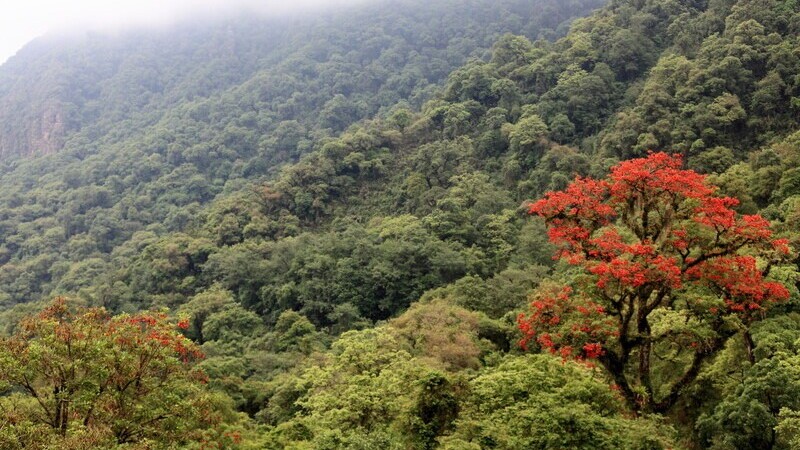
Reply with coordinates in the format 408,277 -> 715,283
0,0 -> 367,65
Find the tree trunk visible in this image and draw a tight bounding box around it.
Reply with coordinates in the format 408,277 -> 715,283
638,320 -> 654,408
54,385 -> 69,436
743,330 -> 756,365
600,351 -> 639,413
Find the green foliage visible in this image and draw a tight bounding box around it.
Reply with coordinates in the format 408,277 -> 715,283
693,315 -> 800,449
441,355 -> 677,450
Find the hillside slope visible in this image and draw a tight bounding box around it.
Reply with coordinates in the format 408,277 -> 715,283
0,0 -> 604,307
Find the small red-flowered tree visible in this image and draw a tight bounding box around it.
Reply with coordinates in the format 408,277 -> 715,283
519,153 -> 792,413
0,298 -> 222,448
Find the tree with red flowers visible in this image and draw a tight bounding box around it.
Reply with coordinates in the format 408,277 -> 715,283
520,152 -> 793,413
0,298 -> 224,448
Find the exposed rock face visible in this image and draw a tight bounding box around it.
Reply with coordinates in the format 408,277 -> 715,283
0,43 -> 75,158
0,101 -> 70,157
30,104 -> 68,155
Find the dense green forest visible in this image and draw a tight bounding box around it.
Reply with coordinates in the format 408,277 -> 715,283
1,0 -> 800,448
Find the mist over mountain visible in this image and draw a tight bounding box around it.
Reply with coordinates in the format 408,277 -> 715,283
0,0 -> 597,158
0,0 -> 377,65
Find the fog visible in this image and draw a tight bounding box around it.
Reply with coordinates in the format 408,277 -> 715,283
0,0 -> 372,64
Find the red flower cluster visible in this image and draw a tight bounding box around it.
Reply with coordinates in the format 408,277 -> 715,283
687,255 -> 790,312
519,284 -> 617,361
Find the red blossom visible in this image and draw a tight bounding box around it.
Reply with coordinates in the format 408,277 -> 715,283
774,238 -> 791,255
582,343 -> 605,359
520,152 -> 791,374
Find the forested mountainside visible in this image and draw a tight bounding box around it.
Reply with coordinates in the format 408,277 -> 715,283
1,0 -> 800,448
0,0 -> 604,307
